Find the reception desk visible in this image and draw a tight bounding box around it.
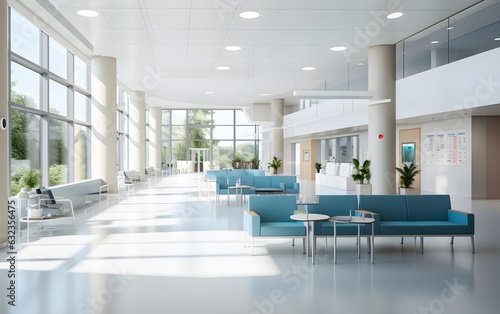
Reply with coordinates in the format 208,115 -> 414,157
315,162 -> 356,191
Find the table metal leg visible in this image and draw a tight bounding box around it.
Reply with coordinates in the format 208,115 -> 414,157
334,221 -> 337,264
312,222 -> 315,264
371,223 -> 374,264
357,224 -> 361,258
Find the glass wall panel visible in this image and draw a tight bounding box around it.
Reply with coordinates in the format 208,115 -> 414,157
74,92 -> 89,122
235,110 -> 249,124
49,37 -> 68,79
188,109 -> 212,125
48,118 -> 68,185
449,1 -> 500,62
49,79 -> 68,116
11,62 -> 41,109
172,110 -> 187,125
236,126 -> 256,139
172,126 -> 186,140
214,110 -> 234,125
10,10 -> 40,65
162,110 -> 171,125
74,56 -> 89,90
214,141 -> 233,169
10,111 -> 40,195
74,124 -> 89,181
213,126 -> 233,140
403,20 -> 449,77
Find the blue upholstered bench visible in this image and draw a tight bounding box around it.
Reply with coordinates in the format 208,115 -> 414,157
358,194 -> 475,253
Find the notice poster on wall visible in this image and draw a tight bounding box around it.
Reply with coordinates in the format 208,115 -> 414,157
425,130 -> 466,165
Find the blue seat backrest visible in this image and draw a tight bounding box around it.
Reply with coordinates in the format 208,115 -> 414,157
254,176 -> 271,188
249,195 -> 297,222
216,176 -> 228,189
309,195 -> 358,216
270,176 -> 296,188
241,175 -> 254,186
358,195 -> 408,221
406,195 -> 450,221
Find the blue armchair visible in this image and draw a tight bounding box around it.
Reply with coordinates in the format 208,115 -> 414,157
244,195 -> 306,255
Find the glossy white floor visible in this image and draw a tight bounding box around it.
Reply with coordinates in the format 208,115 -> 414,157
2,173 -> 500,314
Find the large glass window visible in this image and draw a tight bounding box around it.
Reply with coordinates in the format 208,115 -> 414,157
161,109 -> 261,172
48,118 -> 68,185
9,7 -> 91,195
11,62 -> 40,109
74,56 -> 89,90
10,10 -> 40,65
10,111 -> 40,195
74,92 -> 90,122
49,79 -> 68,116
74,124 -> 89,182
49,37 -> 68,79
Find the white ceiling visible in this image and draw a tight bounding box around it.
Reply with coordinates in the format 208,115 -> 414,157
34,0 -> 491,108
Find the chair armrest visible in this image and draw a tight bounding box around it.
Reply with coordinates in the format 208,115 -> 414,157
100,184 -> 109,194
294,209 -> 306,214
355,209 -> 378,218
244,210 -> 260,236
448,209 -> 474,234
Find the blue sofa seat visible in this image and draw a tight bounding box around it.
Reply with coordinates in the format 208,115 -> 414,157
244,195 -> 306,255
216,175 -> 300,204
358,194 -> 475,253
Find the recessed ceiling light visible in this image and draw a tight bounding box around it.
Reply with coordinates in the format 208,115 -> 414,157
205,91 -> 214,94
431,40 -> 439,44
387,12 -> 403,19
358,62 -> 364,66
302,67 -> 316,71
225,46 -> 241,51
216,66 -> 230,70
495,37 -> 500,41
447,27 -> 454,30
240,12 -> 260,19
260,93 -> 270,96
330,46 -> 347,52
77,10 -> 98,17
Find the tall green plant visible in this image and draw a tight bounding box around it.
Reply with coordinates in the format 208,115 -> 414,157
351,158 -> 371,184
268,156 -> 282,175
395,162 -> 420,188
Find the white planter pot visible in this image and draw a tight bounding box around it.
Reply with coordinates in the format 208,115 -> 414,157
356,183 -> 372,195
28,207 -> 42,218
399,187 -> 417,195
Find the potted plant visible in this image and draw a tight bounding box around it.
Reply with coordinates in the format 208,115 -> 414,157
20,168 -> 41,193
396,162 -> 420,195
314,162 -> 322,173
251,155 -> 260,170
351,158 -> 371,195
267,156 -> 282,175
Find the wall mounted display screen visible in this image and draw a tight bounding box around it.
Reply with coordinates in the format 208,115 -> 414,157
402,142 -> 415,163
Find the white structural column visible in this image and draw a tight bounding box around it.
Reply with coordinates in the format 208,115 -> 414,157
368,45 -> 396,194
149,106 -> 162,170
270,98 -> 284,172
91,56 -> 118,192
0,1 -> 8,245
129,90 -> 146,174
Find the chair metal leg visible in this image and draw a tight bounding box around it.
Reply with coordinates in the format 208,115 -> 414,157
471,236 -> 476,253
401,237 -> 404,244
420,236 -> 424,254
450,236 -> 455,244
292,238 -> 295,246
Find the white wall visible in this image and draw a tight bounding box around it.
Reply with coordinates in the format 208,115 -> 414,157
397,117 -> 472,198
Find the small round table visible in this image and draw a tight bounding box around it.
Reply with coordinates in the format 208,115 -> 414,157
290,213 -> 330,264
329,216 -> 375,264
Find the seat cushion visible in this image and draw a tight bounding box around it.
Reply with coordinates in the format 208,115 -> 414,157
380,221 -> 423,235
260,222 -> 306,236
413,221 -> 469,234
